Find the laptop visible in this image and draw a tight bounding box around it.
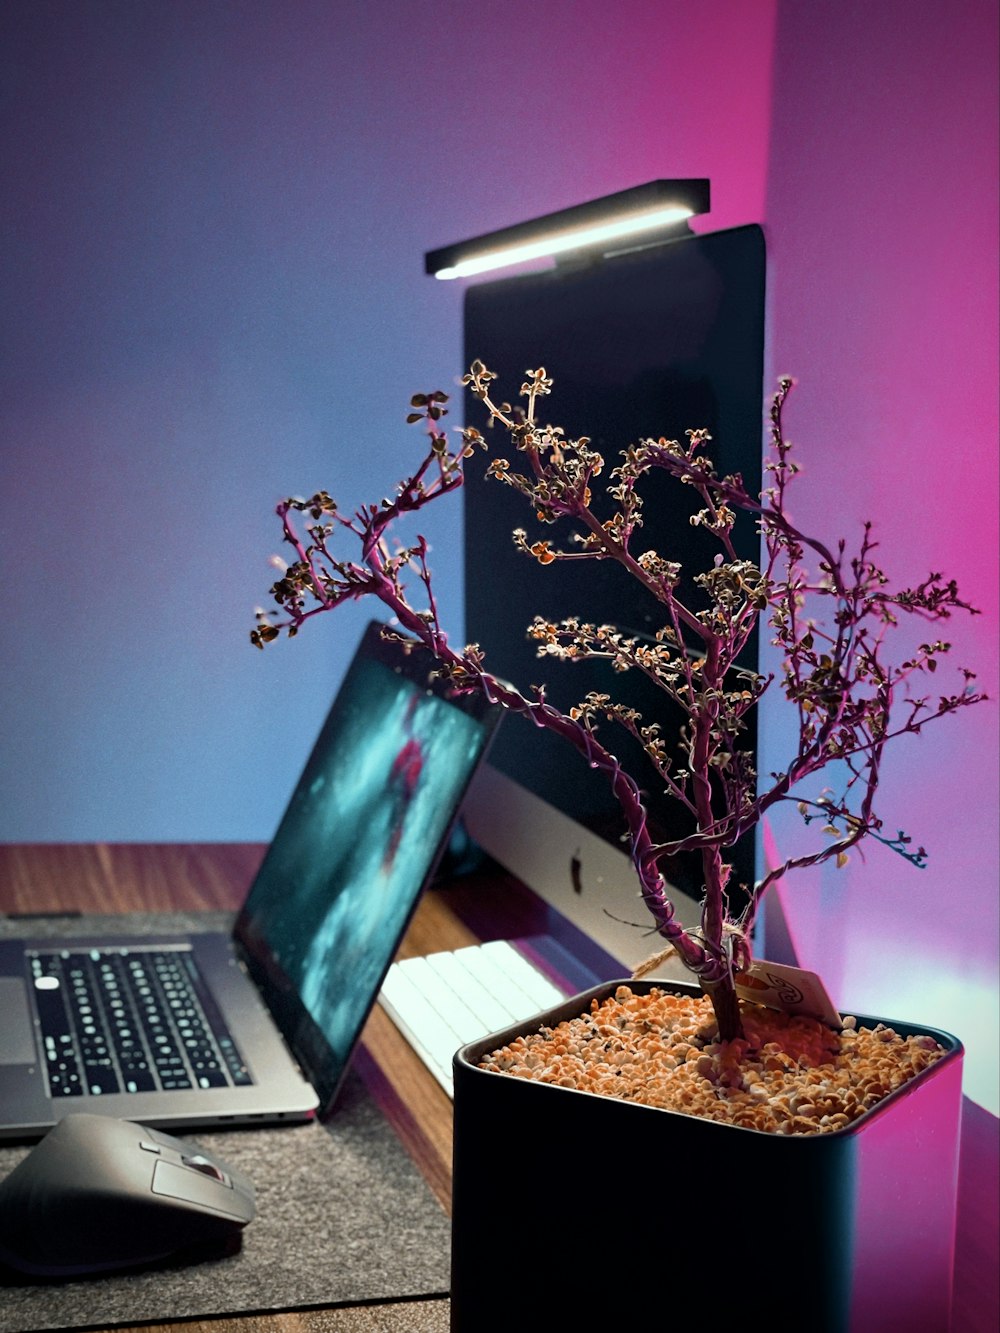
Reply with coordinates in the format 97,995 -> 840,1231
0,620 -> 500,1141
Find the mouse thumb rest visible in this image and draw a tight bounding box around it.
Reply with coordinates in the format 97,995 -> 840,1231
0,1113 -> 255,1277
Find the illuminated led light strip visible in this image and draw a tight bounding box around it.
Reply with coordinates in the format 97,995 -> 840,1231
425,181 -> 710,282
433,204 -> 696,280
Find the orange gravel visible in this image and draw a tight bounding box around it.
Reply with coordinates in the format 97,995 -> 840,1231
476,984 -> 946,1134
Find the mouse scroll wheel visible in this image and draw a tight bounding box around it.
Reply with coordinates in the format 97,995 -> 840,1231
182,1153 -> 226,1182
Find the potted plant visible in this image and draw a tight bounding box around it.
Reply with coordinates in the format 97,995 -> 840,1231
252,363 -> 984,1330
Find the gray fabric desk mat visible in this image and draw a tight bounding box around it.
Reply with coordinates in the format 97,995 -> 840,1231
0,912 -> 451,1333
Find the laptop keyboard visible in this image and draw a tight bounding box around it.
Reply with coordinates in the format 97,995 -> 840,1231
378,940 -> 568,1097
29,948 -> 253,1098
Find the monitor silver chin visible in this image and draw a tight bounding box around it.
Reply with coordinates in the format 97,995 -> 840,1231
461,761 -> 703,981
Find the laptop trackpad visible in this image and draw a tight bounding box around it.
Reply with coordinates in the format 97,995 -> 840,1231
0,979 -> 38,1064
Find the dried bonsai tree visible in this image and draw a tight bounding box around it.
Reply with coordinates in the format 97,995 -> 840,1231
252,362 -> 984,1042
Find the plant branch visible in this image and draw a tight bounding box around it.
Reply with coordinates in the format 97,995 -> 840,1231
253,366 -> 987,1038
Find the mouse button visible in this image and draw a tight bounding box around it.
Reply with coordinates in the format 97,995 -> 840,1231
139,1124 -> 190,1152
151,1159 -> 254,1223
65,1125 -> 159,1192
48,1115 -> 154,1186
181,1153 -> 229,1185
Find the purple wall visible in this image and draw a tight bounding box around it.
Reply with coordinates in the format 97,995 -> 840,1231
1,0 -> 996,1107
762,0 -> 998,1112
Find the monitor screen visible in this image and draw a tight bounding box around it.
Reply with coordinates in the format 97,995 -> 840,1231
460,224 -> 766,972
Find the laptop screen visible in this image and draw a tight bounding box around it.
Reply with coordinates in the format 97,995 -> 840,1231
234,620 -> 500,1113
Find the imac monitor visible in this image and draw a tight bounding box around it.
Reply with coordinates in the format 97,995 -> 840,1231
459,224 -> 767,973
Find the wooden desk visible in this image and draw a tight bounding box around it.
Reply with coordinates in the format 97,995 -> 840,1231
1,845 -> 997,1333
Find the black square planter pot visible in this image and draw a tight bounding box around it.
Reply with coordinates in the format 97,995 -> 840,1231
450,979 -> 963,1332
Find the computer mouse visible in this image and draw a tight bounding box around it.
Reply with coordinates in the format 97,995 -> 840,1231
0,1113 -> 256,1277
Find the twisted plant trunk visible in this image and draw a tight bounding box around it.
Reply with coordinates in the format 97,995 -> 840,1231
697,845 -> 745,1043
703,974 -> 743,1043
689,662 -> 746,1043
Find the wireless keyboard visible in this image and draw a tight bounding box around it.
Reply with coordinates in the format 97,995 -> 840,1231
378,939 -> 568,1097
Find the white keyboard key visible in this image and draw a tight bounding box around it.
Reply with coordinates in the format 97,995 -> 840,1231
444,946 -> 539,1021
422,950 -> 524,1031
478,939 -> 567,1010
378,940 -> 575,1100
392,956 -> 487,1042
378,964 -> 467,1068
448,944 -> 547,1020
377,969 -> 456,1096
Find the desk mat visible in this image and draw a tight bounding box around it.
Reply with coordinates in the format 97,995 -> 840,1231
0,913 -> 451,1333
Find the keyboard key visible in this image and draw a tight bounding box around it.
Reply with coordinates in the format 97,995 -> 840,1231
30,948 -> 252,1098
379,940 -> 572,1100
379,965 -> 467,1093
469,941 -> 566,1012
415,953 -> 521,1032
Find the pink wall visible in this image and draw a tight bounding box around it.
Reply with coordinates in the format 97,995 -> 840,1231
762,0 -> 998,1109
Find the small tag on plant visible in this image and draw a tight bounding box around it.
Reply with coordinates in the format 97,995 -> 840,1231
734,961 -> 842,1027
